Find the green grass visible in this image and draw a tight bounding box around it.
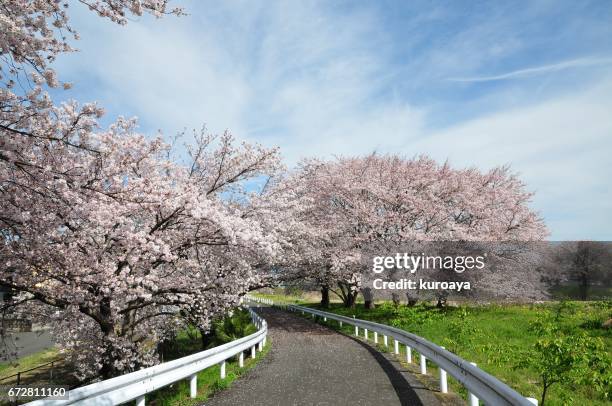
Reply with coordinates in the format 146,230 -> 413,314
0,348 -> 60,381
147,339 -> 271,406
145,308 -> 271,405
269,294 -> 610,406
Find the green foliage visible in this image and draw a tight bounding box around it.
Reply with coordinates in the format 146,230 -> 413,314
441,307 -> 483,354
477,343 -> 516,366
148,310 -> 269,406
208,309 -> 257,348
521,333 -> 607,405
521,304 -> 611,405
159,326 -> 204,361
379,302 -> 442,330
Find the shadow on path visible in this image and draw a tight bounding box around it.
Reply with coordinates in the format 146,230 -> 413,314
346,335 -> 426,406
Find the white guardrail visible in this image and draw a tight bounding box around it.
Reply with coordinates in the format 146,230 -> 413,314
26,305 -> 267,406
281,302 -> 539,406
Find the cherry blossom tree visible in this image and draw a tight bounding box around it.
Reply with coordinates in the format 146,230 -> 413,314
2,122 -> 283,379
289,154 -> 548,307
1,1 -> 286,380
1,0 -> 184,161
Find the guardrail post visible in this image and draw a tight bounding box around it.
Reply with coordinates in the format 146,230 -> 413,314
394,339 -> 399,355
339,320 -> 342,327
258,340 -> 263,351
136,395 -> 145,406
420,354 -> 427,374
189,373 -> 197,398
439,347 -> 448,393
406,345 -> 412,363
527,398 -> 538,405
251,345 -> 256,359
239,351 -> 244,367
374,331 -> 378,344
220,361 -> 226,379
354,325 -> 359,336
383,335 -> 388,347
468,362 -> 479,406
324,317 -> 327,322
364,328 -> 368,340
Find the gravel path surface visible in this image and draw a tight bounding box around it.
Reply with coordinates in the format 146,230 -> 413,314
204,305 -> 440,406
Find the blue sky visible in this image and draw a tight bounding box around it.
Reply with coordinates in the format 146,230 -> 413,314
52,0 -> 612,240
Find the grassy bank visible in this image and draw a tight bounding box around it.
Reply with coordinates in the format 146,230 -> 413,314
148,338 -> 270,406
260,293 -> 610,406
147,308 -> 268,405
0,347 -> 81,390
0,348 -> 60,382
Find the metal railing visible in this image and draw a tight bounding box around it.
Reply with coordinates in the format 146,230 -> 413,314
25,306 -> 267,406
246,296 -> 272,305
282,302 -> 539,406
0,358 -> 63,386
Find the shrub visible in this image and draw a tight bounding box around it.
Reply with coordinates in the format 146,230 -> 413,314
207,309 -> 257,348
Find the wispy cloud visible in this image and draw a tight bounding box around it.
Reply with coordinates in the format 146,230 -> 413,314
448,57 -> 612,82
52,0 -> 612,239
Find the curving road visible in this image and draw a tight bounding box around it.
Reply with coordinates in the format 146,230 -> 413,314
204,305 -> 441,406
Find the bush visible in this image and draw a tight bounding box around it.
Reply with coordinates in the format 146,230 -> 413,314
521,306 -> 611,405
207,309 -> 257,348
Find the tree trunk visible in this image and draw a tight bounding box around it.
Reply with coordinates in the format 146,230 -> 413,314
97,300 -> 122,379
579,273 -> 589,301
405,291 -> 419,307
199,327 -> 209,350
99,336 -> 121,379
541,383 -> 549,406
362,288 -> 374,310
99,359 -> 118,380
436,292 -> 448,308
346,292 -> 357,308
320,285 -> 330,308
344,290 -> 359,309
337,282 -> 359,308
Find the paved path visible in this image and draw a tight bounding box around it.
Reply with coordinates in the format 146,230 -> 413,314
204,306 -> 440,406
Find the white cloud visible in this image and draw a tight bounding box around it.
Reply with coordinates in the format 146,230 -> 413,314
448,57 -> 612,82
409,80 -> 612,239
